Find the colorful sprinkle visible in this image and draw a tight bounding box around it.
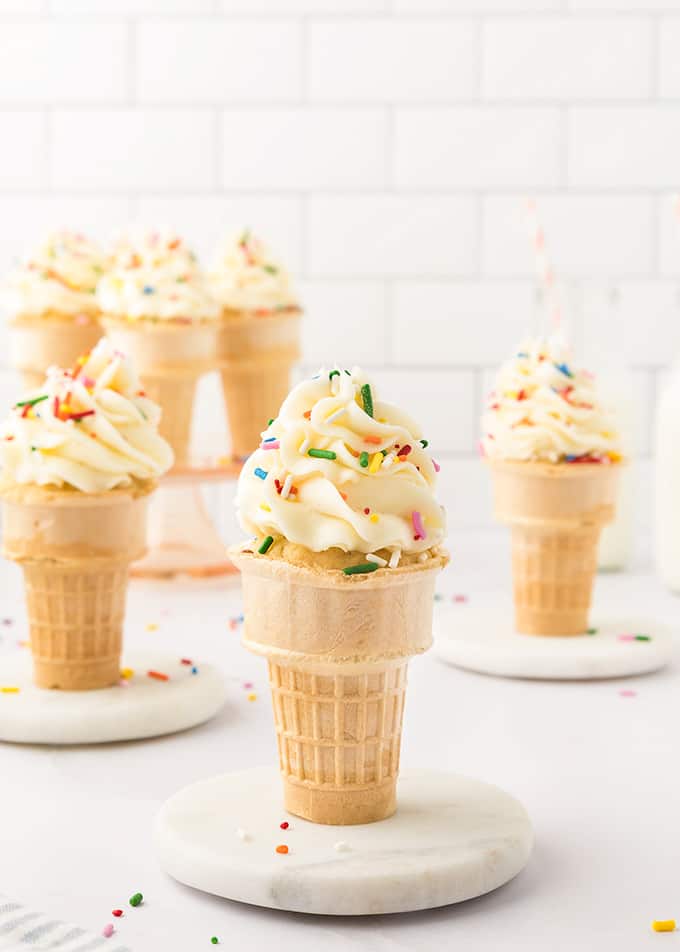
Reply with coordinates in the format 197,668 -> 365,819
368,453 -> 382,473
211,939 -> 220,945
129,893 -> 143,907
635,635 -> 651,642
276,844 -> 289,854
0,686 -> 19,694
366,553 -> 387,567
181,658 -> 192,665
147,670 -> 169,681
432,459 -> 441,473
342,562 -> 379,575
586,627 -> 598,635
145,623 -> 158,632
258,535 -> 274,554
15,394 -> 48,409
102,924 -> 114,938
329,370 -> 340,380
420,439 -> 428,448
112,910 -> 123,918
280,821 -> 289,830
260,441 -> 280,450
412,510 -> 426,541
247,693 -> 257,702
120,668 -> 134,679
453,594 -> 468,604
364,435 -> 382,445
620,689 -> 637,698
652,920 -> 675,932
360,383 -> 373,417
389,550 -> 401,569
308,448 -> 336,460
260,503 -> 271,512
191,667 -> 198,674
554,362 -> 573,378
359,451 -> 369,467
326,406 -> 345,424
254,467 -> 268,480
369,513 -> 379,523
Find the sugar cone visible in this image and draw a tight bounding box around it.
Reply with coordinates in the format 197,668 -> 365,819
217,310 -> 300,459
230,548 -> 447,825
9,313 -> 102,387
1,483 -> 152,690
102,316 -> 218,466
488,459 -> 620,635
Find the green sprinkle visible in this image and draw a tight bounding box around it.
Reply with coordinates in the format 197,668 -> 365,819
308,448 -> 337,460
15,394 -> 48,409
267,418 -> 274,426
329,370 -> 340,380
420,439 -> 429,449
263,264 -> 278,275
586,627 -> 598,635
211,939 -> 219,946
635,635 -> 651,642
258,536 -> 274,555
360,383 -> 373,418
129,893 -> 143,907
343,562 -> 380,576
359,451 -> 369,468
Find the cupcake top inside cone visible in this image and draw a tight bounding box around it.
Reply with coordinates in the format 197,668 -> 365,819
97,228 -> 219,323
208,229 -> 298,314
235,367 -> 446,571
3,230 -> 105,319
0,337 -> 173,493
481,335 -> 622,465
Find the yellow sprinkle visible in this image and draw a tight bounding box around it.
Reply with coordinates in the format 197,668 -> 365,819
120,668 -> 134,680
369,513 -> 379,523
217,455 -> 231,467
0,686 -> 19,694
247,692 -> 257,702
76,355 -> 87,366
652,921 -> 676,933
608,451 -> 622,463
368,453 -> 382,474
60,403 -> 72,414
506,390 -> 518,399
18,640 -> 29,648
260,503 -> 271,512
145,623 -> 158,632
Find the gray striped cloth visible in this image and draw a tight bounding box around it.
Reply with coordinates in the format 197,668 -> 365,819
0,898 -> 131,951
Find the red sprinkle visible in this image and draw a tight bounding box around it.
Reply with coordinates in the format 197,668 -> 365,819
180,658 -> 192,665
68,409 -> 95,421
517,389 -> 527,401
112,910 -> 123,918
147,670 -> 169,681
280,821 -> 289,829
399,444 -> 412,456
363,508 -> 370,515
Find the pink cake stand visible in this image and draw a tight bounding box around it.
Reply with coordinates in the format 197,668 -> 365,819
131,454 -> 243,581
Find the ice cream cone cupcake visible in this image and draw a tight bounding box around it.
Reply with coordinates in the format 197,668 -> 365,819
3,231 -> 105,389
230,367 -> 448,825
481,337 -> 622,636
98,229 -> 219,466
208,230 -> 301,460
0,338 -> 173,689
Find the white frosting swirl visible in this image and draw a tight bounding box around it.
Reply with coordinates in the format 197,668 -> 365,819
481,336 -> 621,463
3,231 -> 105,318
209,230 -> 298,312
0,337 -> 174,492
236,368 -> 445,556
97,229 -> 218,322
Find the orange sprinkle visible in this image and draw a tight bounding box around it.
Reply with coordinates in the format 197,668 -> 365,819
276,844 -> 289,854
340,492 -> 348,501
364,436 -> 382,445
147,670 -> 169,681
303,410 -> 311,420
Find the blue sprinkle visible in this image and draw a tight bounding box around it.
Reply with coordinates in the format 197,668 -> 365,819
554,362 -> 573,378
254,467 -> 268,480
565,454 -> 578,462
263,437 -> 276,443
191,666 -> 198,674
516,351 -> 529,358
143,285 -> 155,294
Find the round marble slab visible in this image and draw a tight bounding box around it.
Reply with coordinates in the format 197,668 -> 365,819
154,766 -> 533,916
0,651 -> 227,744
434,605 -> 673,680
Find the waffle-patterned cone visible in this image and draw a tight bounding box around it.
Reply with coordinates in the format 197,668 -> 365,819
22,561 -> 128,690
9,315 -> 102,385
1,484 -> 150,690
220,358 -> 295,460
489,459 -> 620,636
230,547 -> 447,825
141,372 -> 197,466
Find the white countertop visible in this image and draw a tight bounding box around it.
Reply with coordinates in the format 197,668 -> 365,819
1,530 -> 678,952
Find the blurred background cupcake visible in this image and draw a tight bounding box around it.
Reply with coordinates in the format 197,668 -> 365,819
97,228 -> 219,467
209,230 -> 301,460
4,230 -> 105,390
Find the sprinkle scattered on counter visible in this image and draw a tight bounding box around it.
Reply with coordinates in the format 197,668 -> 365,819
112,909 -> 123,918
243,680 -> 253,690
0,686 -> 19,694
129,892 -> 143,907
211,938 -> 220,945
181,658 -> 193,665
145,622 -> 158,632
120,668 -> 134,679
147,670 -> 169,682
619,689 -> 637,698
453,594 -> 468,604
280,821 -> 289,829
652,920 -> 676,932
586,627 -> 598,635
247,692 -> 257,702
236,828 -> 250,841
102,923 -> 114,938
2,618 -> 13,626
334,841 -> 350,853
276,844 -> 289,854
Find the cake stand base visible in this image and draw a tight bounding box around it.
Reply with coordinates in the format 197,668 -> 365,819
0,651 -> 227,744
154,767 -> 533,916
433,605 -> 673,680
131,461 -> 241,581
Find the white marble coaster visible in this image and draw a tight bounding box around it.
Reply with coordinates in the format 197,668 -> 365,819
154,767 -> 533,916
0,651 -> 227,744
434,605 -> 673,680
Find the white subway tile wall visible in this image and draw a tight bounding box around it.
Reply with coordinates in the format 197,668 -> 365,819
0,0 -> 675,535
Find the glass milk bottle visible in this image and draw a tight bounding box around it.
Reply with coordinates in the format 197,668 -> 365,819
655,366 -> 680,590
597,368 -> 633,571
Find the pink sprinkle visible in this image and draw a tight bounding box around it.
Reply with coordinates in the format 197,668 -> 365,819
453,594 -> 468,604
619,689 -> 637,698
432,459 -> 441,473
260,441 -> 280,450
102,924 -> 114,938
618,634 -> 636,642
412,510 -> 426,541
478,441 -> 486,458
243,681 -> 254,690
